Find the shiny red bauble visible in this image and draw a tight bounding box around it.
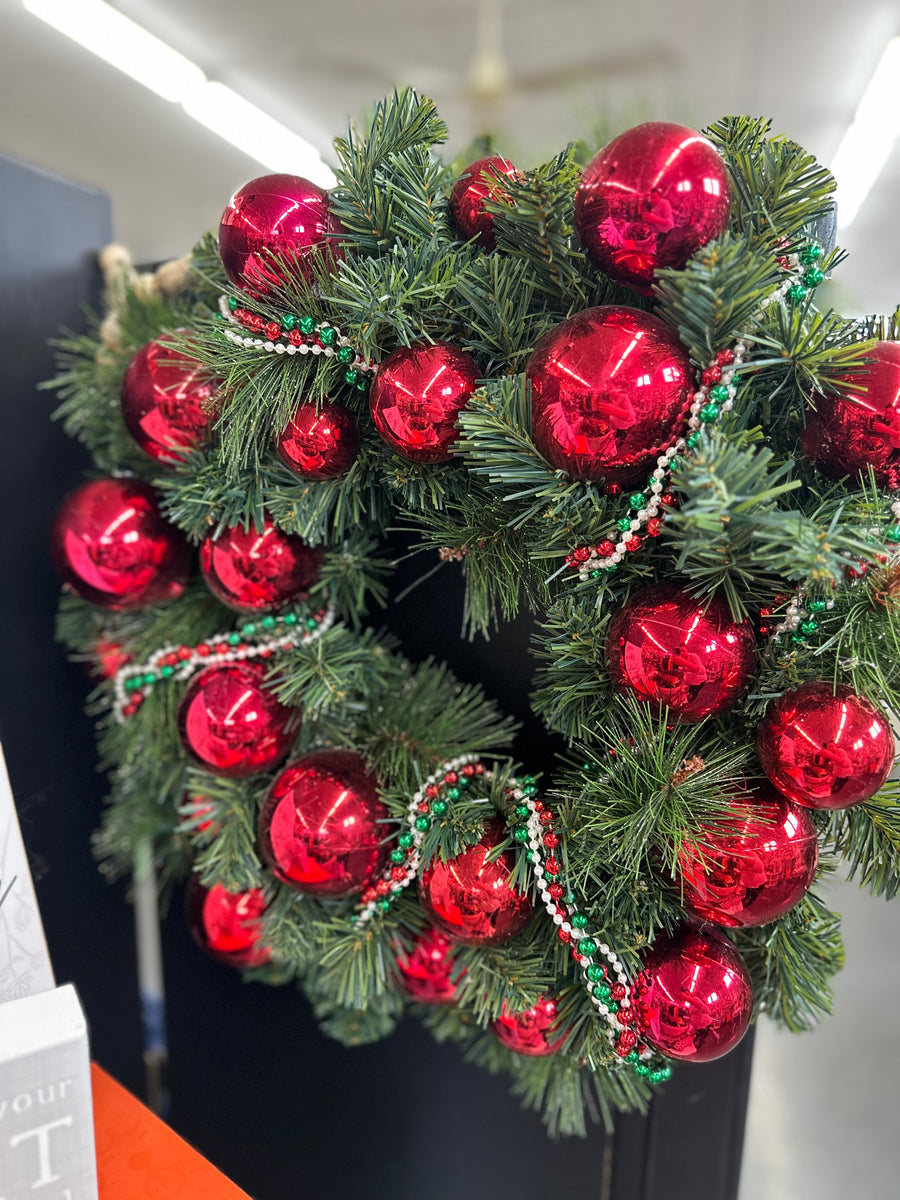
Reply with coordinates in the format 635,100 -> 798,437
491,995 -> 564,1057
801,341 -> 900,485
418,818 -> 534,945
396,927 -> 462,1004
574,122 -> 731,294
526,306 -> 692,484
450,155 -> 520,250
258,749 -> 387,897
120,334 -> 219,462
199,516 -> 322,613
606,582 -> 756,723
672,786 -> 819,927
219,173 -> 344,298
50,478 -> 191,611
177,660 -> 299,778
276,398 -> 361,480
632,927 -> 753,1062
369,341 -> 480,463
757,682 -> 894,810
186,876 -> 271,968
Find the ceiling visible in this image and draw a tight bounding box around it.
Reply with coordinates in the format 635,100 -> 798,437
1,0 -> 898,316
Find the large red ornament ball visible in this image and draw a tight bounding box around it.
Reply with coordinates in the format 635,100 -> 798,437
672,786 -> 819,928
258,749 -> 387,897
757,682 -> 894,810
418,817 -> 534,946
396,927 -> 463,1004
574,122 -> 731,294
50,478 -> 191,611
606,581 -> 756,723
632,927 -> 753,1062
526,306 -> 692,484
120,334 -> 219,462
199,516 -> 322,613
450,155 -> 520,250
276,398 -> 361,480
177,660 -> 299,779
186,876 -> 271,968
490,995 -> 564,1057
801,341 -> 900,485
219,173 -> 344,298
369,341 -> 480,463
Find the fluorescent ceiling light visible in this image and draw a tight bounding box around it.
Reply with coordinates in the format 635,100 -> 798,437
831,37 -> 900,230
23,0 -> 336,187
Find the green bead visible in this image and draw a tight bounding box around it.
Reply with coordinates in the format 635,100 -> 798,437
634,1063 -> 651,1077
571,912 -> 588,929
606,1000 -> 619,1014
586,964 -> 604,983
802,266 -> 824,288
616,517 -> 632,532
299,316 -> 316,335
522,783 -> 538,796
515,804 -> 530,819
356,377 -> 369,392
160,665 -> 174,679
628,492 -> 646,511
228,632 -> 241,646
650,1070 -> 665,1084
700,403 -> 720,423
227,295 -> 239,311
399,832 -> 414,849
241,622 -> 257,636
807,599 -> 826,613
391,848 -> 406,865
447,786 -> 461,801
564,892 -> 576,905
282,612 -> 298,625
305,618 -> 319,631
377,898 -> 391,912
668,455 -> 683,473
261,616 -> 277,630
709,384 -> 730,403
577,938 -> 597,957
625,1049 -> 639,1063
431,799 -> 448,816
337,345 -> 354,364
799,618 -> 819,635
787,283 -> 807,304
886,523 -> 900,543
602,563 -> 618,573
790,632 -> 806,644
414,816 -> 430,832
799,243 -> 821,265
344,369 -> 359,385
457,775 -> 469,788
514,827 -> 529,843
319,326 -> 337,346
660,1065 -> 672,1079
687,431 -> 702,449
143,672 -> 157,685
281,313 -> 298,330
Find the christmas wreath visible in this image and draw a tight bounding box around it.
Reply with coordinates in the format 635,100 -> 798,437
49,90 -> 900,1136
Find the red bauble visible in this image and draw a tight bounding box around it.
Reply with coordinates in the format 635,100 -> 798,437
258,749 -> 387,897
606,582 -> 756,723
276,398 -> 361,480
526,306 -> 692,484
672,786 -> 818,927
491,995 -> 564,1057
418,818 -> 534,945
574,122 -> 731,294
801,341 -> 900,485
369,341 -> 480,463
186,876 -> 271,968
450,155 -> 520,250
199,516 -> 322,613
120,334 -> 219,462
219,174 -> 344,298
177,660 -> 299,778
50,478 -> 191,611
396,927 -> 462,1004
92,639 -> 131,680
632,927 -> 753,1062
757,682 -> 894,810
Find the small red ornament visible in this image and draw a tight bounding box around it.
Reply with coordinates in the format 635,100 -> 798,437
757,682 -> 894,810
606,582 -> 756,723
120,334 -> 219,462
672,786 -> 819,927
177,660 -> 299,778
92,638 -> 131,679
186,876 -> 271,968
450,155 -> 520,250
199,516 -> 322,613
490,995 -> 564,1057
632,927 -> 753,1062
801,341 -> 900,485
219,173 -> 344,298
574,122 -> 731,294
526,306 -> 692,484
276,398 -> 361,480
396,927 -> 463,1004
418,817 -> 534,945
369,341 -> 480,463
50,478 -> 191,611
258,749 -> 387,897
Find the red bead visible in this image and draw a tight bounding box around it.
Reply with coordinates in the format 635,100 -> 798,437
610,983 -> 627,1000
391,867 -> 407,883
542,832 -> 560,849
548,883 -> 564,899
185,793 -> 218,835
425,785 -> 440,798
288,329 -> 304,347
558,928 -> 573,943
617,1006 -> 637,1024
219,173 -> 344,297
574,122 -> 731,293
362,887 -> 377,904
616,1029 -> 638,1053
234,308 -> 251,325
626,535 -> 643,552
701,366 -> 722,386
122,703 -> 135,718
396,927 -> 463,1005
418,818 -> 534,946
248,314 -> 265,332
572,545 -> 591,563
604,482 -> 623,497
196,643 -> 210,657
178,646 -> 192,660
606,581 -> 756,723
264,322 -> 282,342
418,802 -> 431,814
178,660 -> 299,778
490,995 -> 564,1057
532,800 -> 543,811
633,927 -> 753,1062
658,492 -> 679,507
461,764 -> 476,777
216,643 -> 230,655
757,682 -> 894,810
544,858 -> 559,875
475,763 -> 485,774
716,348 -> 735,366
276,398 -> 361,480
450,155 -> 521,250
50,478 -> 191,611
526,307 -> 692,484
444,771 -> 459,784
259,749 -> 387,897
186,876 -> 271,969
370,342 -> 480,463
200,516 -> 322,613
120,335 -> 219,463
93,639 -> 131,680
539,811 -> 554,826
646,517 -> 662,537
595,539 -> 616,557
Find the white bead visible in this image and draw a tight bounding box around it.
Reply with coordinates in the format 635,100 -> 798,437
553,914 -> 563,925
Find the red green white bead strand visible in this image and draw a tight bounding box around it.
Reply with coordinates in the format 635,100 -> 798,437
112,604 -> 336,723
